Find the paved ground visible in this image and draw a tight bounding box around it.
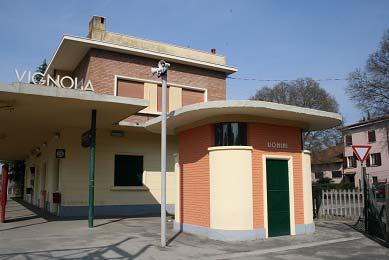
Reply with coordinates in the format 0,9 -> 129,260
0,199 -> 388,259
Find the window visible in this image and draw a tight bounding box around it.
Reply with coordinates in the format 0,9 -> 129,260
116,79 -> 144,99
343,157 -> 348,169
157,85 -> 170,112
370,153 -> 382,166
182,88 -> 204,106
215,122 -> 247,146
315,172 -> 323,179
332,171 -> 342,178
368,130 -> 376,143
345,135 -> 352,146
114,155 -> 143,186
346,155 -> 357,168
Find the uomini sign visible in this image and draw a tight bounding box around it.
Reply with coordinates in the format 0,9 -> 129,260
15,69 -> 94,91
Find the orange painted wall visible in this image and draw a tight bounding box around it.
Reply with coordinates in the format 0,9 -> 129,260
248,123 -> 304,228
179,124 -> 214,227
178,122 -> 304,229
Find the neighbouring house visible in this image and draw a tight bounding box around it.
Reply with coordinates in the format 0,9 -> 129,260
0,16 -> 342,240
342,114 -> 389,188
311,144 -> 344,184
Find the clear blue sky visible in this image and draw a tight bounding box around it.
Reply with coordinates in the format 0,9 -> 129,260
0,0 -> 388,124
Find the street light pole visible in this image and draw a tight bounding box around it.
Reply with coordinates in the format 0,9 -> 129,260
151,60 -> 170,247
362,164 -> 368,233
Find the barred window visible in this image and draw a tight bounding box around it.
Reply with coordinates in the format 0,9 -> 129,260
215,122 -> 247,146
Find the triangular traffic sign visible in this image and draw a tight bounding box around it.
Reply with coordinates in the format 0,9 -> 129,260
352,145 -> 372,163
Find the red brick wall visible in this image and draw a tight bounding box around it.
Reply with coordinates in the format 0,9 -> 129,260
73,52 -> 91,83
248,123 -> 304,228
76,48 -> 226,99
72,48 -> 226,124
179,124 -> 214,227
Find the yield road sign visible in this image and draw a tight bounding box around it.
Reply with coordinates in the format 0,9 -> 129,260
352,145 -> 371,163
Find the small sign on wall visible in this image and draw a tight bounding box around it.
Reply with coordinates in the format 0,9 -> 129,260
81,130 -> 92,148
267,142 -> 288,149
56,149 -> 66,159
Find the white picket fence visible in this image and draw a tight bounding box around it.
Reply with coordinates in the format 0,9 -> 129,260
319,189 -> 364,219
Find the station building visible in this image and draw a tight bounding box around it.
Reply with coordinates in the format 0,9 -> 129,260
0,16 -> 342,240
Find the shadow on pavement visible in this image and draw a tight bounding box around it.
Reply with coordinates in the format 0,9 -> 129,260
346,221 -> 389,248
0,237 -> 155,259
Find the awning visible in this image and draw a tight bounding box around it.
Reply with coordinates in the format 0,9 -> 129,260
0,82 -> 148,160
145,100 -> 343,134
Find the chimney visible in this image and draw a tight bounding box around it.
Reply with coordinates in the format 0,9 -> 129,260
211,48 -> 216,54
87,16 -> 106,40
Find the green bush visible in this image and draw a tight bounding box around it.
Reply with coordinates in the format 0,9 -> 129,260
319,182 -> 355,190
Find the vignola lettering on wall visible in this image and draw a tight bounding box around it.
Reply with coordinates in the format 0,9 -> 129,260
15,69 -> 94,91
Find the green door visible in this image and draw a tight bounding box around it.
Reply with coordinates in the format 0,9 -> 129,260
266,159 -> 290,237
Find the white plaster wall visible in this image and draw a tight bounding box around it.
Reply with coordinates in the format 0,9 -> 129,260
344,123 -> 389,187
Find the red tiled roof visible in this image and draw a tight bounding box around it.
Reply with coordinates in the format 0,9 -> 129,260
311,144 -> 344,165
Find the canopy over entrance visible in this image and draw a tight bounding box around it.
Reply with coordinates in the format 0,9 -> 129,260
0,83 -> 148,160
145,100 -> 343,134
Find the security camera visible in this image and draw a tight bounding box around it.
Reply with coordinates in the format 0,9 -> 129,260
151,60 -> 170,77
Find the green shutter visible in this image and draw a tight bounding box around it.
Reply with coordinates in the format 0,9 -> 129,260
266,159 -> 290,237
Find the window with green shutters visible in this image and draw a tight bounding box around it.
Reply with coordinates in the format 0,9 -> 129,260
114,155 -> 143,186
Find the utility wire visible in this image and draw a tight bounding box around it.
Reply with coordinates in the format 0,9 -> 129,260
227,76 -> 349,82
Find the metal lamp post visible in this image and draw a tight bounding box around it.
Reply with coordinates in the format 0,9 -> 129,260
151,60 -> 170,247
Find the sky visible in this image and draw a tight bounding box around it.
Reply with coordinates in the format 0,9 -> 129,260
0,0 -> 388,124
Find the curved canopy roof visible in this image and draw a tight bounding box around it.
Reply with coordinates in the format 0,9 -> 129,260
145,100 -> 342,134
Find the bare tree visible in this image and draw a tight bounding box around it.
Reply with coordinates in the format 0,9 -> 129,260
250,78 -> 342,151
346,30 -> 389,116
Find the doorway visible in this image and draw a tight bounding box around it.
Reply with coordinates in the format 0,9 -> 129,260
266,159 -> 290,237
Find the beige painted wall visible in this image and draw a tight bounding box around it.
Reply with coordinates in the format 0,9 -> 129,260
59,128 -> 177,206
169,87 -> 182,111
25,128 -> 178,211
140,82 -> 158,114
117,77 -> 200,115
24,134 -> 61,213
174,153 -> 180,222
209,146 -> 254,230
303,150 -> 314,224
102,31 -> 226,65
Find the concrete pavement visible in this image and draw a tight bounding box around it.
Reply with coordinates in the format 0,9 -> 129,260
0,199 -> 388,259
